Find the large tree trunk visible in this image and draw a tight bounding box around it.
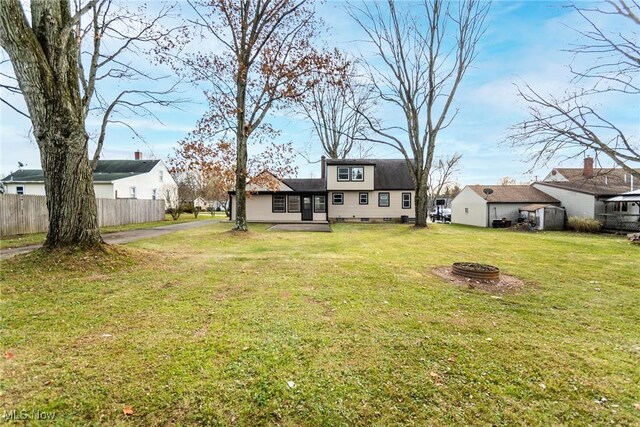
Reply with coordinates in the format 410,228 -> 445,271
414,172 -> 429,228
234,60 -> 249,231
41,132 -> 101,248
234,127 -> 249,232
0,0 -> 102,249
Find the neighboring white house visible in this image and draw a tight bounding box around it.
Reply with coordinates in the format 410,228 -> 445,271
193,197 -> 226,211
229,158 -> 416,223
1,154 -> 176,201
532,157 -> 638,230
451,185 -> 561,228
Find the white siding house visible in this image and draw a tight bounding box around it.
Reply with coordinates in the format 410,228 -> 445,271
451,185 -> 561,228
532,157 -> 638,231
2,158 -> 176,202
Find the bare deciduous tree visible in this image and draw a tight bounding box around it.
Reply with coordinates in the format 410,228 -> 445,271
0,0 -> 183,248
298,53 -> 374,160
428,153 -> 462,210
162,184 -> 182,220
497,176 -> 517,186
508,0 -> 640,180
348,0 -> 490,227
170,0 -> 330,231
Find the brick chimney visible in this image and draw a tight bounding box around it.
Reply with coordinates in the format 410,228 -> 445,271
134,150 -> 143,160
583,157 -> 594,179
320,155 -> 326,180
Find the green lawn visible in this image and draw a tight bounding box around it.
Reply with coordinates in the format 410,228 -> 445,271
0,212 -> 227,249
1,223 -> 638,425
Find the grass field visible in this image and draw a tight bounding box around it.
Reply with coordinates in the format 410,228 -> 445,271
1,223 -> 638,425
0,212 -> 226,249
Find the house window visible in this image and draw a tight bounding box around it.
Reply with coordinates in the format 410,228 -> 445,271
130,186 -> 137,198
314,195 -> 326,213
465,207 -> 469,214
16,186 -> 24,195
332,192 -> 344,205
159,170 -> 164,182
337,167 -> 350,181
288,195 -> 301,213
378,192 -> 390,207
402,193 -> 411,209
152,189 -> 157,200
273,195 -> 286,213
614,202 -> 628,212
359,192 -> 368,205
351,167 -> 364,181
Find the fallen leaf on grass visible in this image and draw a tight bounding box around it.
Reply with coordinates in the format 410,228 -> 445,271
123,406 -> 134,416
634,403 -> 640,411
4,351 -> 14,360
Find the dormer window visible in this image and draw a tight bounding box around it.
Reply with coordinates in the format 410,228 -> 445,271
337,167 -> 350,181
351,167 -> 364,181
337,166 -> 364,182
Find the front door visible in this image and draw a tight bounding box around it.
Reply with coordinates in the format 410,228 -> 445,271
302,196 -> 313,221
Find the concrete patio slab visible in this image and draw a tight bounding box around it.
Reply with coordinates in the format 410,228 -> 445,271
268,223 -> 332,232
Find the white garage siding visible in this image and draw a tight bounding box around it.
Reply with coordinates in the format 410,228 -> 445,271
451,187 -> 487,227
533,183 -> 596,218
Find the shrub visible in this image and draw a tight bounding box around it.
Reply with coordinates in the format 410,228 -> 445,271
567,216 -> 602,233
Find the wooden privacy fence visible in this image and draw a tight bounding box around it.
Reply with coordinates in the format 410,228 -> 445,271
0,194 -> 165,236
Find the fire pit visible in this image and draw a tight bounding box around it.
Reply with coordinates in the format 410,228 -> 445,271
452,262 -> 500,282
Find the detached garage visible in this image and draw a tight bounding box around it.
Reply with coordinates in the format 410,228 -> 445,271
451,185 -> 561,228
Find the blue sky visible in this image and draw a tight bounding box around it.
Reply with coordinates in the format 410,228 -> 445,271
1,0 -> 638,185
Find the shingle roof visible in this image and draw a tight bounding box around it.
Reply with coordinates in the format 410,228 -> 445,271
2,160 -> 160,183
536,180 -> 630,197
282,178 -> 326,192
372,159 -> 414,190
542,167 -> 637,196
467,185 -> 560,204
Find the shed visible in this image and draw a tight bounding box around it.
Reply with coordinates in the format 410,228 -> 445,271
519,204 -> 566,230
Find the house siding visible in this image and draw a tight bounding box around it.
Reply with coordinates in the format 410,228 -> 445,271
4,182 -> 46,196
486,203 -> 531,225
326,165 -> 375,191
533,183 -> 597,218
113,162 -> 176,201
230,194 -> 327,222
451,187 -> 487,227
5,182 -> 115,198
328,190 -> 414,221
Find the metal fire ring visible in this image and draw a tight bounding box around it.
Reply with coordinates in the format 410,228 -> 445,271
452,262 -> 500,281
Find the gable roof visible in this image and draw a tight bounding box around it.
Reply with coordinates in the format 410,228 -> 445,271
467,185 -> 560,204
282,178 -> 326,192
542,167 -> 638,196
2,160 -> 161,183
327,158 -> 414,190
